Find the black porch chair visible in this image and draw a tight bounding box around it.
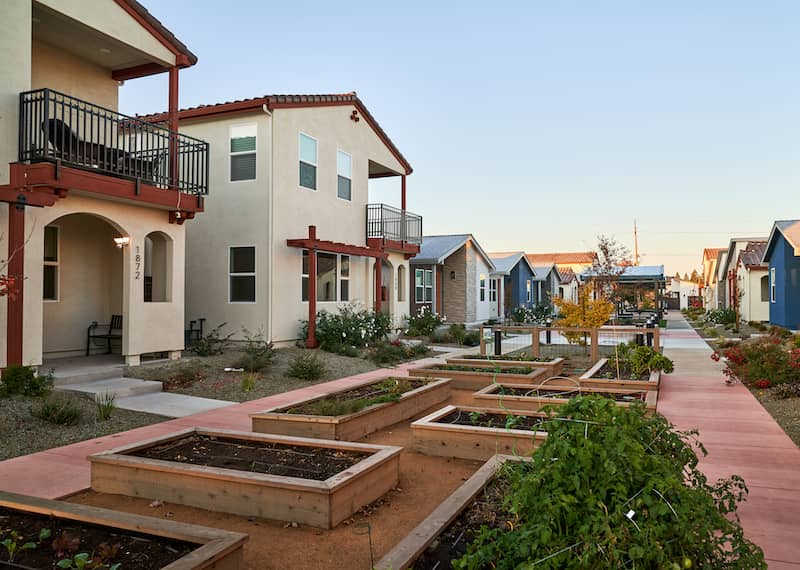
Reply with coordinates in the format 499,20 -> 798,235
87,315 -> 123,356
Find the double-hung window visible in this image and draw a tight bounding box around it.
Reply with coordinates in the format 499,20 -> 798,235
479,275 -> 486,302
43,226 -> 59,301
299,133 -> 318,190
415,269 -> 433,303
229,246 -> 256,303
337,150 -> 352,200
340,255 -> 350,301
526,280 -> 532,303
771,267 -> 776,303
489,279 -> 497,303
230,125 -> 257,181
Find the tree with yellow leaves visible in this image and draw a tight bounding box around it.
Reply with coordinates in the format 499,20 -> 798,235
553,284 -> 614,344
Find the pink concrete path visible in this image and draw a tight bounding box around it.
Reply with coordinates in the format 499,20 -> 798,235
658,313 -> 800,568
0,355 -> 448,500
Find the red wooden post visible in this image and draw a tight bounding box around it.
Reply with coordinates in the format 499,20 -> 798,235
7,203 -> 25,365
306,226 -> 318,348
168,66 -> 179,191
374,258 -> 382,313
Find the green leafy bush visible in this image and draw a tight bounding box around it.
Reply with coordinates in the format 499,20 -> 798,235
190,323 -> 233,356
235,329 -> 274,372
369,340 -> 430,364
455,396 -> 766,569
449,323 -> 467,344
430,329 -> 453,344
287,352 -> 327,380
31,396 -> 83,426
463,331 -> 481,347
0,366 -> 52,397
609,343 -> 674,378
706,308 -> 736,325
303,304 -> 391,350
322,342 -> 360,357
406,307 -> 444,336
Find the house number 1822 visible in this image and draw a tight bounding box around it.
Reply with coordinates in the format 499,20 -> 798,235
135,245 -> 141,280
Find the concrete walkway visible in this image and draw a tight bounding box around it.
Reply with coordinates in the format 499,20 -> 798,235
658,312 -> 800,568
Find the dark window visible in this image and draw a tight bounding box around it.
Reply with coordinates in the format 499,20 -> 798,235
229,246 -> 256,303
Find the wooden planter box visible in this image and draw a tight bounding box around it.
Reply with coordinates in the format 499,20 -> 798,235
90,428 -> 401,530
579,358 -> 661,390
0,491 -> 247,570
473,383 -> 658,412
411,405 -> 547,461
250,377 -> 450,440
376,455 -> 524,570
446,356 -> 564,376
407,364 -> 547,390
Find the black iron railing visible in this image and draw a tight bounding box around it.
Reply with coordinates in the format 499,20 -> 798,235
366,203 -> 422,244
19,88 -> 209,195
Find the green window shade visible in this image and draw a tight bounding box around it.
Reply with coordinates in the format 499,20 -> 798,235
230,136 -> 256,153
231,153 -> 256,181
337,176 -> 351,200
300,161 -> 317,189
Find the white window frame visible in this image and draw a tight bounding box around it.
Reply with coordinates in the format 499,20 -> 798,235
301,250 -> 351,303
229,124 -> 257,183
228,245 -> 256,304
43,225 -> 59,302
771,267 -> 776,303
415,268 -> 433,303
479,274 -> 486,302
489,279 -> 498,303
340,254 -> 350,302
299,132 -> 318,191
526,280 -> 532,303
302,250 -> 310,302
336,149 -> 352,201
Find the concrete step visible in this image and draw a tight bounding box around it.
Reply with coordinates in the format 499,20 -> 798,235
56,377 -> 162,399
115,392 -> 235,418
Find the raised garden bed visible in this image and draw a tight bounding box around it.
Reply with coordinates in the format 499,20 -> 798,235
407,364 -> 547,390
376,454 -> 525,570
579,358 -> 661,390
473,383 -> 657,412
250,377 -> 450,440
89,427 -> 401,529
411,405 -> 547,461
446,355 -> 564,375
0,490 -> 246,570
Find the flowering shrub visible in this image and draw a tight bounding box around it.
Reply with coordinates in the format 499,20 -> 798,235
302,303 -> 391,351
510,303 -> 552,324
754,379 -> 771,389
718,337 -> 800,386
405,307 -> 444,337
706,308 -> 736,325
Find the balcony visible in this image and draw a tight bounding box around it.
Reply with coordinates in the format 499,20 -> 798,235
366,203 -> 422,250
19,88 -> 209,196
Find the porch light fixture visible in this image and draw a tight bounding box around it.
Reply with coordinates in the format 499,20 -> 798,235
113,236 -> 130,248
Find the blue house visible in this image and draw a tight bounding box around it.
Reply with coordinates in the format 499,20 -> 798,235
489,252 -> 536,316
763,220 -> 800,330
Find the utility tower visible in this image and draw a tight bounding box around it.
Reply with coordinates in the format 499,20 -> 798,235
633,220 -> 641,266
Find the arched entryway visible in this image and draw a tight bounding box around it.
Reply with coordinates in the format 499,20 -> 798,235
144,231 -> 173,302
381,258 -> 394,315
41,213 -> 126,358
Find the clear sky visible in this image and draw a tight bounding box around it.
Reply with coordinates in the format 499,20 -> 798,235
120,1 -> 800,276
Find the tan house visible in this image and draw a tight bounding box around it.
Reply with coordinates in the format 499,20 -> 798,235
719,237 -> 769,322
701,247 -> 726,308
141,94 -> 420,345
410,235 -> 496,325
0,0 -> 207,367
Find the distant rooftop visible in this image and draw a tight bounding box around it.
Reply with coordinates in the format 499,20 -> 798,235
526,252 -> 596,265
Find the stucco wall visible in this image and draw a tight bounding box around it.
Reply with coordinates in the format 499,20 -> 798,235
741,268 -> 768,323
0,0 -> 31,186
442,246 -> 467,323
31,39 -> 119,111
22,195 -> 185,365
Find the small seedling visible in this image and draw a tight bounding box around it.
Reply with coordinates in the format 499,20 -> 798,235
1,530 -> 37,562
240,372 -> 258,392
96,392 -> 116,421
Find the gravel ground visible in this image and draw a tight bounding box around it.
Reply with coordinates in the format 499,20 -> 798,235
126,347 -> 388,403
757,396 -> 800,447
0,394 -> 167,461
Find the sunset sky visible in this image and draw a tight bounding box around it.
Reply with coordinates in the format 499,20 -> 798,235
120,0 -> 800,275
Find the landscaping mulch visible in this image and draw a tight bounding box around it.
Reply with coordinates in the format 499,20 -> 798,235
0,506 -> 192,569
0,395 -> 167,461
125,347 -> 380,403
132,434 -> 368,481
438,409 -> 546,430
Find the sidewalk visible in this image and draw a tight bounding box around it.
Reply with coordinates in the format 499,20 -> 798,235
658,312 -> 800,568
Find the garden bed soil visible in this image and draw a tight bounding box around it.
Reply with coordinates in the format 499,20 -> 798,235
0,394 -> 168,461
376,455 -> 525,570
89,427 -> 401,529
0,491 -> 246,570
407,364 -> 547,390
70,418 -> 483,569
250,377 -> 450,440
447,355 -> 564,375
411,406 -> 547,461
473,383 -> 657,412
578,358 -> 661,390
125,347 -> 381,403
132,433 -> 368,481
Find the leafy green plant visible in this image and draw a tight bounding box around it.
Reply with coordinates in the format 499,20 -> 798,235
95,392 -> 116,421
455,396 -> 766,569
31,395 -> 83,426
1,530 -> 36,562
706,308 -> 736,325
405,307 -> 444,337
236,328 -> 274,371
56,551 -> 121,569
190,323 -> 233,356
0,365 -> 53,397
240,372 -> 258,392
321,342 -> 360,357
302,303 -> 391,350
288,378 -> 413,416
287,352 -> 327,380
463,331 -> 481,347
449,323 -> 467,344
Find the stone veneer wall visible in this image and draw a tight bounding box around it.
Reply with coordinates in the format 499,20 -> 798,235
442,245 -> 467,323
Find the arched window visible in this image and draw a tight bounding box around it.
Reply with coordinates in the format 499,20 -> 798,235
760,275 -> 769,303
144,231 -> 172,302
397,265 -> 406,302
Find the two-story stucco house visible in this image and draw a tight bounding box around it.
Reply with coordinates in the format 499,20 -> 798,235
0,0 -> 208,367
141,94 -> 420,346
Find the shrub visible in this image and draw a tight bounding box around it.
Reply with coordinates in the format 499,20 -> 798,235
769,325 -> 793,340
718,338 -> 800,386
304,304 -> 391,349
370,341 -> 408,365
190,323 -> 233,356
31,396 -> 82,426
702,326 -> 720,338
240,328 -> 274,366
95,392 -> 116,421
429,329 -> 453,344
409,342 -> 430,357
322,342 -> 360,357
287,352 -> 326,380
449,324 -> 467,345
455,396 -> 766,569
768,382 -> 800,399
706,308 -> 736,325
0,366 -> 52,397
240,372 -> 258,392
463,331 -> 481,347
608,343 -> 674,378
406,307 -> 444,337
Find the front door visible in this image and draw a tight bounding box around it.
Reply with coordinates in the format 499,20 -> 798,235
489,279 -> 498,317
